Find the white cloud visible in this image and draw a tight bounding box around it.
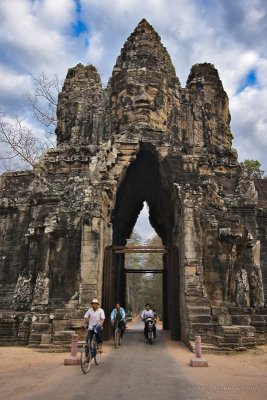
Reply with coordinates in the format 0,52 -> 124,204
231,85 -> 267,170
33,0 -> 76,30
0,65 -> 32,110
86,31 -> 104,65
0,0 -> 85,76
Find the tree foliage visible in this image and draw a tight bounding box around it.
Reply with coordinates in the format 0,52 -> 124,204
125,230 -> 145,314
125,231 -> 163,317
240,159 -> 264,179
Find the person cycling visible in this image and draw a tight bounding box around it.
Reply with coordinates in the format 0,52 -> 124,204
110,302 -> 126,338
83,298 -> 105,352
141,303 -> 157,340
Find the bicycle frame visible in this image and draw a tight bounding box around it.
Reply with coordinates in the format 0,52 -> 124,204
81,329 -> 101,374
113,320 -> 123,348
86,332 -> 97,357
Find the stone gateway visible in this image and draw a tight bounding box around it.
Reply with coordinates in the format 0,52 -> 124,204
0,19 -> 266,350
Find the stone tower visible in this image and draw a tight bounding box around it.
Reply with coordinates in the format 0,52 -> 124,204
0,19 -> 266,349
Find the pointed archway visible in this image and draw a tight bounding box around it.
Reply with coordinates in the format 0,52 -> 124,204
102,146 -> 181,340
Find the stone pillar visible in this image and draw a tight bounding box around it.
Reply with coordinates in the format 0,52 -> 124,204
183,199 -> 198,265
79,218 -> 101,307
32,233 -> 51,310
195,335 -> 201,358
251,240 -> 264,307
190,336 -> 208,367
64,334 -> 80,365
96,217 -> 111,305
181,193 -> 202,341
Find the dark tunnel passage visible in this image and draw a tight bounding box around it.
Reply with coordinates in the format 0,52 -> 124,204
112,149 -> 174,246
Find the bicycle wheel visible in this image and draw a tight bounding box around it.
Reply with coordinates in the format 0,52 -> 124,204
114,327 -> 119,349
80,343 -> 92,374
92,335 -> 102,365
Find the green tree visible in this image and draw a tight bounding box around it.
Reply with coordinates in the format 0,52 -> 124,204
125,230 -> 146,314
143,235 -> 163,317
125,232 -> 164,316
240,159 -> 264,179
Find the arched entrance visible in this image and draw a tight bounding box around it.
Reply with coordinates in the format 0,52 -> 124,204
102,147 -> 181,340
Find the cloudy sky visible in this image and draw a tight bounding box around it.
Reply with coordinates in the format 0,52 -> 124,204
0,0 -> 267,237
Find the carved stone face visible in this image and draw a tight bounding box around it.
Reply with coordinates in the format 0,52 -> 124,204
112,69 -> 169,131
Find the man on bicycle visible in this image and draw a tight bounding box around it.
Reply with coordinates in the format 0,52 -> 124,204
110,302 -> 126,338
141,303 -> 157,340
83,298 -> 105,352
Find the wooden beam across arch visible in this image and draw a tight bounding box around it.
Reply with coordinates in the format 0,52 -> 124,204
112,245 -> 168,254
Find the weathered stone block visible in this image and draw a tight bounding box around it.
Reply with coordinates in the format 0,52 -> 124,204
40,334 -> 52,345
52,320 -> 71,332
217,314 -> 232,326
231,315 -> 251,326
185,266 -> 196,276
31,322 -> 52,334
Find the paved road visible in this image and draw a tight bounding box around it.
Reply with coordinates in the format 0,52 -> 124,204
2,320 -> 266,400
13,321 -> 207,400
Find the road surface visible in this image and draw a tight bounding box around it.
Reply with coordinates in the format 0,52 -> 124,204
0,321 -> 205,400
1,320 -> 266,400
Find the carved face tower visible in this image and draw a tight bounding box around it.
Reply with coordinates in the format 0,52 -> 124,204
1,18 -> 266,352
109,19 -> 180,133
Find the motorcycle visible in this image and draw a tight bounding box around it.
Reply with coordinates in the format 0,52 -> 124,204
144,317 -> 156,345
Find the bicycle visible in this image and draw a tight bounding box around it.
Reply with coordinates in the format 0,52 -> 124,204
80,327 -> 102,374
113,320 -> 122,349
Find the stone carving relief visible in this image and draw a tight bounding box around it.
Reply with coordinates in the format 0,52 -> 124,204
12,274 -> 33,310
236,268 -> 250,307
32,272 -> 50,308
112,74 -> 170,131
250,240 -> 264,308
236,178 -> 258,202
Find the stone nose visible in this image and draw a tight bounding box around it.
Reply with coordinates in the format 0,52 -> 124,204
135,87 -> 150,104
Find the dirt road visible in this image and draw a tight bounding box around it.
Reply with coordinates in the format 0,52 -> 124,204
0,321 -> 266,400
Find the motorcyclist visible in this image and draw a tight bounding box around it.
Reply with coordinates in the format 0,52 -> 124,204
141,303 -> 157,340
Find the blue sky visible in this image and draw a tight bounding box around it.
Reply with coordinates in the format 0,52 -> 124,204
0,1 -> 267,181
135,203 -> 156,241
237,69 -> 258,93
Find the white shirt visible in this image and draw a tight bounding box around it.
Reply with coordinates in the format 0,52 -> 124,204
84,307 -> 105,330
141,309 -> 154,320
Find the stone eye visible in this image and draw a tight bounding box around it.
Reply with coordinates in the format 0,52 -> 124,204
127,87 -> 136,96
